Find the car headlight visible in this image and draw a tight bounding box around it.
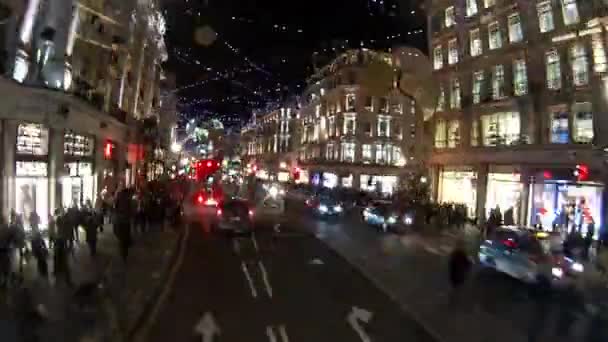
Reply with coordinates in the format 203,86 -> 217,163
403,215 -> 413,225
387,216 -> 397,224
571,262 -> 584,273
269,187 -> 279,198
333,205 -> 343,212
318,204 -> 328,213
552,267 -> 564,278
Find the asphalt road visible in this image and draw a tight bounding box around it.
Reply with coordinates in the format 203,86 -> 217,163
142,214 -> 437,342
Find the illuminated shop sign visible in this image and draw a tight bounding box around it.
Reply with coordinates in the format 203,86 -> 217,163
17,123 -> 49,156
65,162 -> 92,177
16,161 -> 48,177
64,131 -> 94,157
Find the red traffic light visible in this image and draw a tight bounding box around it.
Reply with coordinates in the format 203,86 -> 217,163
104,141 -> 114,159
575,164 -> 589,181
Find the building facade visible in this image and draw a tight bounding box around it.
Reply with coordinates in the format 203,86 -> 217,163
427,0 -> 608,232
297,48 -> 429,195
0,0 -> 166,227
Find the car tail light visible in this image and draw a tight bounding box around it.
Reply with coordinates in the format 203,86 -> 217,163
248,209 -> 254,217
197,195 -> 204,204
216,208 -> 223,216
501,239 -> 517,249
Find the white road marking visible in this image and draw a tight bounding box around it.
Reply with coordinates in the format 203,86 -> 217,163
194,312 -> 221,342
347,306 -> 373,342
233,239 -> 241,255
266,325 -> 289,342
278,325 -> 290,342
273,223 -> 281,233
309,258 -> 324,265
258,261 -> 273,298
251,233 -> 259,252
241,261 -> 258,298
266,326 -> 277,342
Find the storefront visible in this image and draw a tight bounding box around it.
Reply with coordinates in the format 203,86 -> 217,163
486,172 -> 523,224
322,173 -> 338,189
438,169 -> 477,217
15,123 -> 49,229
63,131 -> 95,208
360,175 -> 399,195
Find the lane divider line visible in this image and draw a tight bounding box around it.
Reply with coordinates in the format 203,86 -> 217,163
241,261 -> 258,298
278,325 -> 290,342
258,261 -> 273,298
233,238 -> 241,255
251,233 -> 259,252
266,326 -> 277,342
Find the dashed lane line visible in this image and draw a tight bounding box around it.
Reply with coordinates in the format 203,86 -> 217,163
241,261 -> 259,298
258,261 -> 273,299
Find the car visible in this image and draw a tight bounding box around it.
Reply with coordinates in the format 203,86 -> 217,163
182,188 -> 221,223
305,194 -> 344,218
213,199 -> 255,235
478,227 -> 584,285
362,201 -> 410,233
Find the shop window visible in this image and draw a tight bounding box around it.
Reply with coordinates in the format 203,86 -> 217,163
488,21 -> 502,50
343,114 -> 356,135
437,86 -> 445,111
341,142 -> 356,163
450,77 -> 461,109
17,123 -> 49,156
537,1 -> 554,33
433,46 -> 443,70
473,70 -> 484,104
438,171 -> 477,217
592,34 -> 607,73
445,6 -> 456,28
64,131 -> 94,157
481,111 -> 521,146
513,59 -> 528,96
434,119 -> 447,148
471,119 -> 480,146
546,50 -> 562,90
572,102 -> 593,144
377,116 -> 390,137
466,0 -> 478,17
362,144 -> 373,163
549,109 -> 569,144
508,13 -> 523,43
561,0 -> 579,26
447,120 -> 461,148
470,28 -> 482,57
448,39 -> 459,65
492,65 -> 506,100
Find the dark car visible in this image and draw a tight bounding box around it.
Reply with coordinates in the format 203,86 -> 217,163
305,194 -> 344,218
213,199 -> 255,235
362,200 -> 415,233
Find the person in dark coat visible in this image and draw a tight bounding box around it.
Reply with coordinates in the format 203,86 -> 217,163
53,209 -> 73,287
83,209 -> 99,257
114,188 -> 134,262
30,226 -> 48,278
448,241 -> 472,307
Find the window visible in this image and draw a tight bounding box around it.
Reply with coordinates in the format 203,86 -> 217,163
484,0 -> 495,8
447,120 -> 461,148
326,143 -> 335,160
450,78 -> 461,109
571,43 -> 589,86
488,21 -> 502,50
513,59 -> 528,96
64,131 -> 94,157
466,0 -> 478,17
481,112 -> 521,146
364,122 -> 373,137
561,0 -> 579,26
434,119 -> 447,148
448,39 -> 459,65
546,50 -> 562,89
393,123 -> 402,140
378,97 -> 389,113
492,65 -> 505,100
437,86 -> 445,111
433,46 -> 443,70
549,109 -> 569,144
364,96 -> 373,110
17,123 -> 49,156
592,34 -> 608,73
375,144 -> 392,164
343,114 -> 356,135
341,142 -> 356,163
345,93 -> 356,111
445,6 -> 456,28
572,102 -> 593,143
471,119 -> 480,146
470,28 -> 482,57
537,2 -> 554,33
328,116 -> 336,137
508,13 -> 523,43
391,100 -> 403,114
377,116 -> 391,137
473,71 -> 484,104
362,144 -> 373,162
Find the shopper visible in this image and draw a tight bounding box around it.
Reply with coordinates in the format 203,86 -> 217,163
54,209 -> 73,287
447,240 -> 472,308
30,226 -> 48,278
83,209 -> 99,257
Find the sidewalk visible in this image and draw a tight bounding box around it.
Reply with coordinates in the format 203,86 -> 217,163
0,223 -> 182,342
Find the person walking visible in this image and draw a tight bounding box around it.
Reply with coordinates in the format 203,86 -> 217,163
30,225 -> 48,279
13,214 -> 27,272
83,209 -> 99,257
114,188 -> 134,263
47,213 -> 56,249
447,240 -> 472,308
0,215 -> 14,288
53,209 -> 73,287
583,219 -> 595,261
67,202 -> 80,245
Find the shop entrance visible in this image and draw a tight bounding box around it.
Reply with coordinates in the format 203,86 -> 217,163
62,162 -> 94,208
438,170 -> 477,217
15,161 -> 49,230
486,173 -> 522,225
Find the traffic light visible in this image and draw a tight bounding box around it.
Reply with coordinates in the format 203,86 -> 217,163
575,164 -> 589,181
104,141 -> 114,159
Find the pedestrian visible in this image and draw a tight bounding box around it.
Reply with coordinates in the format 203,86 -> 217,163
30,225 -> 48,278
83,210 -> 98,257
13,214 -> 27,272
114,188 -> 134,263
67,202 -> 80,244
29,210 -> 40,232
47,213 -> 56,249
447,240 -> 472,308
0,215 -> 14,288
54,209 -> 73,287
583,219 -> 595,261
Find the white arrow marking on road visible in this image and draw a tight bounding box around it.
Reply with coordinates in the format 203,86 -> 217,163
347,306 -> 373,342
258,261 -> 273,298
194,312 -> 221,342
251,233 -> 259,252
241,261 -> 258,298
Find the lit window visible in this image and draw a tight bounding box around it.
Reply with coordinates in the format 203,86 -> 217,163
492,65 -> 505,100
445,6 -> 456,28
450,78 -> 461,109
545,50 -> 562,90
362,144 -> 373,162
448,39 -> 459,65
343,114 -> 357,135
391,146 -> 403,166
471,119 -> 479,146
481,112 -> 521,146
484,0 -> 495,8
488,21 -> 502,50
328,116 -> 336,137
375,144 -> 392,164
571,43 -> 589,86
537,2 -> 554,33
410,99 -> 416,115
561,0 -> 579,26
341,142 -> 356,163
470,28 -> 482,57
513,59 -> 528,96
433,46 -> 443,70
466,0 -> 478,17
473,71 -> 484,104
437,86 -> 445,111
549,109 -> 569,144
447,120 -> 461,148
377,116 -> 391,137
572,102 -> 593,144
592,34 -> 607,73
508,13 -> 523,43
345,93 -> 356,111
326,143 -> 335,160
434,119 -> 447,148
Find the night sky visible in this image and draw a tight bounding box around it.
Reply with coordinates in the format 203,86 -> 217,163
162,0 -> 427,128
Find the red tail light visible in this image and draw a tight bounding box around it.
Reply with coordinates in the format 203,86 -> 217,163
216,208 -> 223,216
501,239 -> 517,249
248,209 -> 254,217
197,194 -> 204,204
